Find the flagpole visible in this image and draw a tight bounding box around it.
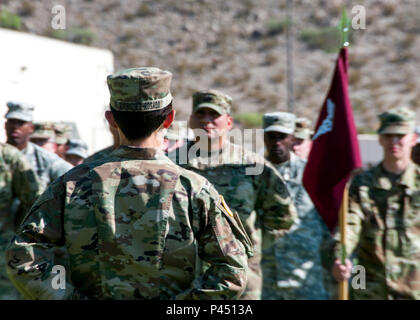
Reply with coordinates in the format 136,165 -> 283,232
338,8 -> 350,48
286,0 -> 294,113
337,8 -> 351,300
338,185 -> 349,300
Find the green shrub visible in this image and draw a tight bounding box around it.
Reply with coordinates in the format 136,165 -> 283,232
300,26 -> 351,53
234,112 -> 263,128
136,3 -> 153,17
265,18 -> 289,36
0,10 -> 22,30
50,27 -> 95,45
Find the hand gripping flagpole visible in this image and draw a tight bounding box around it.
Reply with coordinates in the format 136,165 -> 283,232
338,7 -> 350,301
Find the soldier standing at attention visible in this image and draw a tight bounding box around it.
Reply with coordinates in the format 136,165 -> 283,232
54,123 -> 72,159
261,112 -> 330,300
332,107 -> 420,299
169,90 -> 297,300
30,122 -> 58,154
291,117 -> 313,161
4,102 -> 72,191
65,139 -> 89,166
0,142 -> 41,299
6,67 -> 253,300
162,120 -> 187,153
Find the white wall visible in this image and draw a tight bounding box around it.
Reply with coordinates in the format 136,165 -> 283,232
0,28 -> 114,154
358,134 -> 383,168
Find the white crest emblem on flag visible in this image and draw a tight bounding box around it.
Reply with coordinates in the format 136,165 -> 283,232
312,99 -> 335,141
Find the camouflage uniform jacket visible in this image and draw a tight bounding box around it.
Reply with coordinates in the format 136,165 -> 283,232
6,146 -> 253,300
262,152 -> 330,299
335,161 -> 420,299
83,145 -> 115,164
169,141 -> 297,299
0,143 -> 41,299
22,142 -> 73,191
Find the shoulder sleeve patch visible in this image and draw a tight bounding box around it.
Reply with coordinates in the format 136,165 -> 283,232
215,194 -> 254,258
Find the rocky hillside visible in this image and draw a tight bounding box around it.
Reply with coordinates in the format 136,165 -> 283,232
1,0 -> 419,131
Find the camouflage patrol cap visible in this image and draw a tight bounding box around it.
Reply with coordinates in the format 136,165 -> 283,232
54,123 -> 72,145
5,101 -> 35,122
263,112 -> 296,134
107,67 -> 173,112
377,107 -> 416,135
294,117 -> 314,140
165,121 -> 188,141
192,89 -> 232,115
66,139 -> 89,159
30,122 -> 56,140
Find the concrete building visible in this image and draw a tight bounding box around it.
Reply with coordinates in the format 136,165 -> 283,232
0,28 -> 114,154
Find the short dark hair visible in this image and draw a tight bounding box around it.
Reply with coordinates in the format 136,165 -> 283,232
111,103 -> 172,141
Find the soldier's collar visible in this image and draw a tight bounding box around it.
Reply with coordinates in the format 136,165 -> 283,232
22,141 -> 35,155
399,161 -> 418,189
289,151 -> 298,161
186,140 -> 231,161
111,146 -> 167,160
374,161 -> 417,190
268,151 -> 296,168
281,151 -> 297,166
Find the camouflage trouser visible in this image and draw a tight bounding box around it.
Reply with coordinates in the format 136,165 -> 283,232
240,255 -> 262,300
0,238 -> 22,300
261,243 -> 331,300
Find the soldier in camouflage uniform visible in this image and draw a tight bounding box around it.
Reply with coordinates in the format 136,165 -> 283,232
291,117 -> 313,161
168,90 -> 297,300
261,112 -> 330,300
162,120 -> 187,153
30,122 -> 58,154
65,139 -> 89,166
0,143 -> 41,299
5,67 -> 253,300
54,122 -> 72,159
332,107 -> 420,299
4,102 -> 73,191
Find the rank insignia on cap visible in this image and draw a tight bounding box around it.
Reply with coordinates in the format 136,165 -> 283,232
220,195 -> 233,217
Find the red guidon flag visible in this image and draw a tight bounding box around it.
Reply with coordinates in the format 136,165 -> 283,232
302,47 -> 362,233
